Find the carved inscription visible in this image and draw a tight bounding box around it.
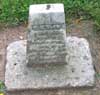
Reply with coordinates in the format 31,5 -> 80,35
31,24 -> 65,30
27,29 -> 67,64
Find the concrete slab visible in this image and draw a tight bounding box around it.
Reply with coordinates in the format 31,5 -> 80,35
5,37 -> 95,91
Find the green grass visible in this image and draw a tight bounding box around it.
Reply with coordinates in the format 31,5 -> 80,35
0,81 -> 5,93
0,0 -> 100,30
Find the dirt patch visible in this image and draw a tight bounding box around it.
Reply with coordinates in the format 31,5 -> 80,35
0,21 -> 100,95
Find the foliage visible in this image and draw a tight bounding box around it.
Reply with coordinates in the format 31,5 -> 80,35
0,81 -> 5,93
0,93 -> 4,95
96,73 -> 100,78
0,0 -> 100,30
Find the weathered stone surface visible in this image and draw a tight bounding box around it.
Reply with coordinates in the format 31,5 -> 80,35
27,29 -> 67,65
29,4 -> 65,25
5,37 -> 95,90
27,4 -> 67,65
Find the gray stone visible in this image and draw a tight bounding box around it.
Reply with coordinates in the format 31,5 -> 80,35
27,29 -> 67,65
5,37 -> 95,91
29,4 -> 65,25
27,4 -> 67,66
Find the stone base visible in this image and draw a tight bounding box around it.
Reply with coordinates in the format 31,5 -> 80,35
5,37 -> 95,91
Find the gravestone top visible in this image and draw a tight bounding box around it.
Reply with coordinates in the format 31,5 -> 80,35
29,4 -> 65,25
27,4 -> 67,65
29,4 -> 64,13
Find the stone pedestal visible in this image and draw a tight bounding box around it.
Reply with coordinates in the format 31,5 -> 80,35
5,37 -> 95,91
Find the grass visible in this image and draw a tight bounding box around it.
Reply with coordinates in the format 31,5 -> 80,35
0,81 -> 5,94
0,0 -> 100,31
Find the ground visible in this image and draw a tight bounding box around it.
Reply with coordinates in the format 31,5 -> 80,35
0,20 -> 100,95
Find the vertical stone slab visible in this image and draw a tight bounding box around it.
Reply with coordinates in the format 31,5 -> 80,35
27,4 -> 67,65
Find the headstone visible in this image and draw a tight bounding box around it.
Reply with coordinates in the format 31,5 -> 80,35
27,4 -> 67,65
5,4 -> 95,91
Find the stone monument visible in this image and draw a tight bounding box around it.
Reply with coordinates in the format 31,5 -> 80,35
5,4 -> 95,91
